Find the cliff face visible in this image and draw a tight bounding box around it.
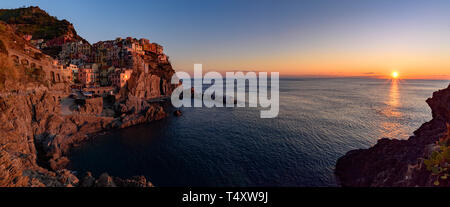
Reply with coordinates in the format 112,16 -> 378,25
0,86 -> 79,186
0,83 -> 167,186
121,52 -> 176,100
0,8 -> 177,187
335,84 -> 450,187
126,72 -> 172,100
0,62 -> 172,187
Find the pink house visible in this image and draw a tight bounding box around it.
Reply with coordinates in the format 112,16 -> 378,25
46,35 -> 73,47
120,69 -> 133,87
78,68 -> 96,86
109,69 -> 132,88
23,34 -> 32,41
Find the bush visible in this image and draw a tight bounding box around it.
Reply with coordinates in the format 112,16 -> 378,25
0,7 -> 77,41
424,123 -> 450,186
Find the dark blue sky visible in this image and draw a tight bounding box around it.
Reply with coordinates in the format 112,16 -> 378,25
2,0 -> 450,78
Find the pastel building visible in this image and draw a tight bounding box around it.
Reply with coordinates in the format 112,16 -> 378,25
66,64 -> 79,82
78,68 -> 96,86
109,69 -> 133,88
120,69 -> 133,88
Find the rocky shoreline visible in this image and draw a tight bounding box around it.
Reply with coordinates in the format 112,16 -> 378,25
335,84 -> 450,187
0,73 -> 175,187
1,6 -> 448,188
0,10 -> 179,186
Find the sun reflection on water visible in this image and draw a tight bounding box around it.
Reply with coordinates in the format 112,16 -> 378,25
380,79 -> 407,139
388,79 -> 401,115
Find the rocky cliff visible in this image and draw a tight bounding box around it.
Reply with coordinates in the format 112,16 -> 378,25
114,58 -> 174,128
0,79 -> 171,187
0,9 -> 176,186
0,6 -> 86,57
335,84 -> 450,187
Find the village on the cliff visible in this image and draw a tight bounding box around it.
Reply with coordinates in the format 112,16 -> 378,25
16,34 -> 168,97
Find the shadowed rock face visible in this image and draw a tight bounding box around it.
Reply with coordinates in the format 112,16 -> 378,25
78,172 -> 153,187
335,84 -> 450,187
0,52 -> 176,186
77,97 -> 103,115
0,73 -> 173,187
122,64 -> 175,100
0,17 -> 176,187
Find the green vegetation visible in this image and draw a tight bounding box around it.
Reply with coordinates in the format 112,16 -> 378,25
424,123 -> 450,186
0,6 -> 81,41
41,46 -> 62,57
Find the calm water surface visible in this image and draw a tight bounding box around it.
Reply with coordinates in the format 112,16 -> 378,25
69,78 -> 449,186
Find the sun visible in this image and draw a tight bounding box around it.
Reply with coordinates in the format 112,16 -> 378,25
391,72 -> 399,79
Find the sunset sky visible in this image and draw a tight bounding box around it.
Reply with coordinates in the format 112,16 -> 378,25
2,0 -> 450,79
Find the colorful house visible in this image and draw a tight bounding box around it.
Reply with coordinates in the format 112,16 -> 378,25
109,68 -> 133,88
78,68 -> 96,86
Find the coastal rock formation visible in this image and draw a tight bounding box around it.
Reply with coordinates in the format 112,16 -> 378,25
77,97 -> 103,115
79,172 -> 153,187
174,110 -> 182,117
0,7 -> 176,187
335,84 -> 450,187
95,173 -> 117,187
0,52 -> 174,187
79,172 -> 95,187
0,65 -> 172,187
115,102 -> 167,128
122,63 -> 175,100
113,175 -> 154,187
112,64 -> 175,128
0,86 -> 112,185
127,73 -> 162,99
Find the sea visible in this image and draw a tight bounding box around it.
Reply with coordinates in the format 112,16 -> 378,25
68,78 -> 450,186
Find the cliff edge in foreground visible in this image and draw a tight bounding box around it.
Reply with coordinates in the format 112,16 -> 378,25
335,84 -> 450,187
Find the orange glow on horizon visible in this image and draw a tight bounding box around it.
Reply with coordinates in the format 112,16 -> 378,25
174,45 -> 450,80
175,50 -> 450,80
391,72 -> 399,79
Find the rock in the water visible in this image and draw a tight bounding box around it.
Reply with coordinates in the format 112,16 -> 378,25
50,156 -> 70,171
113,176 -> 154,187
95,173 -> 117,187
173,110 -> 182,117
80,172 -> 95,187
57,169 -> 79,186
